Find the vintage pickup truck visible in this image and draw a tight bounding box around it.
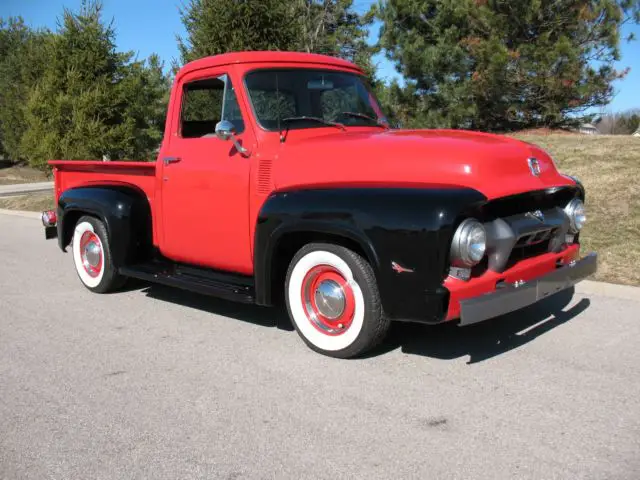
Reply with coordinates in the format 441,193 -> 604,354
42,51 -> 597,358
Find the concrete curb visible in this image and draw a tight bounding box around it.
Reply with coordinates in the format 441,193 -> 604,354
1,208 -> 638,302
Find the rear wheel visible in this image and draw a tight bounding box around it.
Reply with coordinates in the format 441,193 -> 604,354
285,243 -> 390,358
72,216 -> 125,293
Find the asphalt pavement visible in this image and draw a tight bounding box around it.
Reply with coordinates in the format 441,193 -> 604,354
1,212 -> 639,479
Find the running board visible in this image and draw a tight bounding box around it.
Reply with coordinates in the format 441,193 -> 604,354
119,261 -> 255,304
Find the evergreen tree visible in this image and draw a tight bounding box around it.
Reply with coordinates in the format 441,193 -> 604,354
117,54 -> 171,159
178,0 -> 300,63
177,0 -> 374,74
21,1 -> 169,169
296,0 -> 375,73
0,18 -> 50,162
376,0 -> 640,131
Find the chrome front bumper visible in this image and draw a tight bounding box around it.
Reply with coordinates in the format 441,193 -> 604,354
459,252 -> 597,326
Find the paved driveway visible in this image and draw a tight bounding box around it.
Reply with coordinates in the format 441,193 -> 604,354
1,213 -> 639,479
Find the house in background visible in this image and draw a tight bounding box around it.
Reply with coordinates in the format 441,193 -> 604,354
578,123 -> 599,135
633,127 -> 640,137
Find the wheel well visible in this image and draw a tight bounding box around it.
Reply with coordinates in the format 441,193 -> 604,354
269,231 -> 372,305
61,210 -> 95,248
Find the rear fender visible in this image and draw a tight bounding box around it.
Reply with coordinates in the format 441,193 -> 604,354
57,186 -> 152,267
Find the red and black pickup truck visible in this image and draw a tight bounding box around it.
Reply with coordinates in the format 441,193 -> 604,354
42,51 -> 597,358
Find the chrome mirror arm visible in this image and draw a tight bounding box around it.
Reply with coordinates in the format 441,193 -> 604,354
214,120 -> 251,157
229,134 -> 250,157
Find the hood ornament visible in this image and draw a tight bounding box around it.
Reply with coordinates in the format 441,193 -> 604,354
527,157 -> 541,176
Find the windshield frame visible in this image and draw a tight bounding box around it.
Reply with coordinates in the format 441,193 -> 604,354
242,67 -> 387,133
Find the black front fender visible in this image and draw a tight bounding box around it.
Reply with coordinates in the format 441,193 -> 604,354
57,186 -> 152,268
254,187 -> 486,323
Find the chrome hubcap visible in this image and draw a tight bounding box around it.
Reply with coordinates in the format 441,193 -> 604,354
79,230 -> 103,278
314,280 -> 346,320
84,241 -> 101,268
301,264 -> 355,336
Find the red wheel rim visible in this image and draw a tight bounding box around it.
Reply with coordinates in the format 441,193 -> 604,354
79,230 -> 103,277
301,265 -> 356,336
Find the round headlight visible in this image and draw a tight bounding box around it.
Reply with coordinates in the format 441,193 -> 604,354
450,218 -> 487,267
564,198 -> 586,233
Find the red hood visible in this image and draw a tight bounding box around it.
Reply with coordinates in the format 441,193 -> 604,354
273,129 -> 574,200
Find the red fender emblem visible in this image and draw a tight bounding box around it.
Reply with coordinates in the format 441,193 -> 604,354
391,261 -> 414,274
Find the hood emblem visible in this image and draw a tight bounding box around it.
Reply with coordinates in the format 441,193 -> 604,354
527,157 -> 541,176
391,262 -> 414,274
526,210 -> 545,223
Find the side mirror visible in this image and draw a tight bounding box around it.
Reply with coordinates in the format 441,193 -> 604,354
214,120 -> 250,156
215,120 -> 235,141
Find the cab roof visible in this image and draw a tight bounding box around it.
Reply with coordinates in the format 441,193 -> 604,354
178,51 -> 364,79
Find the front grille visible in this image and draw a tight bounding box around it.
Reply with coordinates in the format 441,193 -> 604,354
482,208 -> 568,273
514,227 -> 559,247
506,239 -> 552,269
478,187 -> 580,220
460,187 -> 579,277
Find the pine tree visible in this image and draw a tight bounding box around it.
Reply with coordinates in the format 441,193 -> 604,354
376,0 -> 640,131
296,0 -> 375,72
0,18 -> 50,162
178,0 -> 300,63
20,1 -> 169,169
177,0 -> 374,74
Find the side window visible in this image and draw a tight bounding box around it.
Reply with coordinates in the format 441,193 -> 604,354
181,75 -> 245,138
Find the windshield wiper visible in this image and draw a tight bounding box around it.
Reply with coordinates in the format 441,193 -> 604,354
282,116 -> 346,131
339,112 -> 389,129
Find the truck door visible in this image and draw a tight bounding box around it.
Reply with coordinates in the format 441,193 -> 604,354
160,72 -> 254,274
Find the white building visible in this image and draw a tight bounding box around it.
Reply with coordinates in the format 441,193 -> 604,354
578,123 -> 599,135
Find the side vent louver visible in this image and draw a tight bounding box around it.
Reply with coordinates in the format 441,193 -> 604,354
258,158 -> 273,194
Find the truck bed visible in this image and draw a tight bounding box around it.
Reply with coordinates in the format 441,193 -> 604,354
49,160 -> 157,204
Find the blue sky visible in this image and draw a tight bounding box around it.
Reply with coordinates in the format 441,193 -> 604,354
2,0 -> 639,112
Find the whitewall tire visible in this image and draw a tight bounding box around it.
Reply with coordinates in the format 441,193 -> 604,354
285,243 -> 390,358
71,216 -> 125,293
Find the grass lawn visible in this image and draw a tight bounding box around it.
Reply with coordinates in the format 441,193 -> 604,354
1,134 -> 638,286
517,134 -> 639,286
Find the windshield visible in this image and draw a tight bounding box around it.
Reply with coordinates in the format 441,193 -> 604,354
245,69 -> 387,131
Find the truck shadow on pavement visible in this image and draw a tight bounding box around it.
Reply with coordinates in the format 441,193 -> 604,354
375,288 -> 590,364
137,282 -> 294,330
135,281 -> 589,364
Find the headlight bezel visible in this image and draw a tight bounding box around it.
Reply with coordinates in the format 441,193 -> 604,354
564,198 -> 586,234
450,218 -> 487,268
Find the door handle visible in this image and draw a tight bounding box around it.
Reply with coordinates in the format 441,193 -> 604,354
163,156 -> 181,166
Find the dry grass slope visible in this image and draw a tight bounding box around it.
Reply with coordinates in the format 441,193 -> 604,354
517,134 -> 640,286
0,193 -> 54,212
0,163 -> 49,186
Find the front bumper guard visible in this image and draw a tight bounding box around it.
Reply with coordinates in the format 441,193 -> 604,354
459,252 -> 597,326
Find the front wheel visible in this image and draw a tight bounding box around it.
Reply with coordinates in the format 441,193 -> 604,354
285,243 -> 390,358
